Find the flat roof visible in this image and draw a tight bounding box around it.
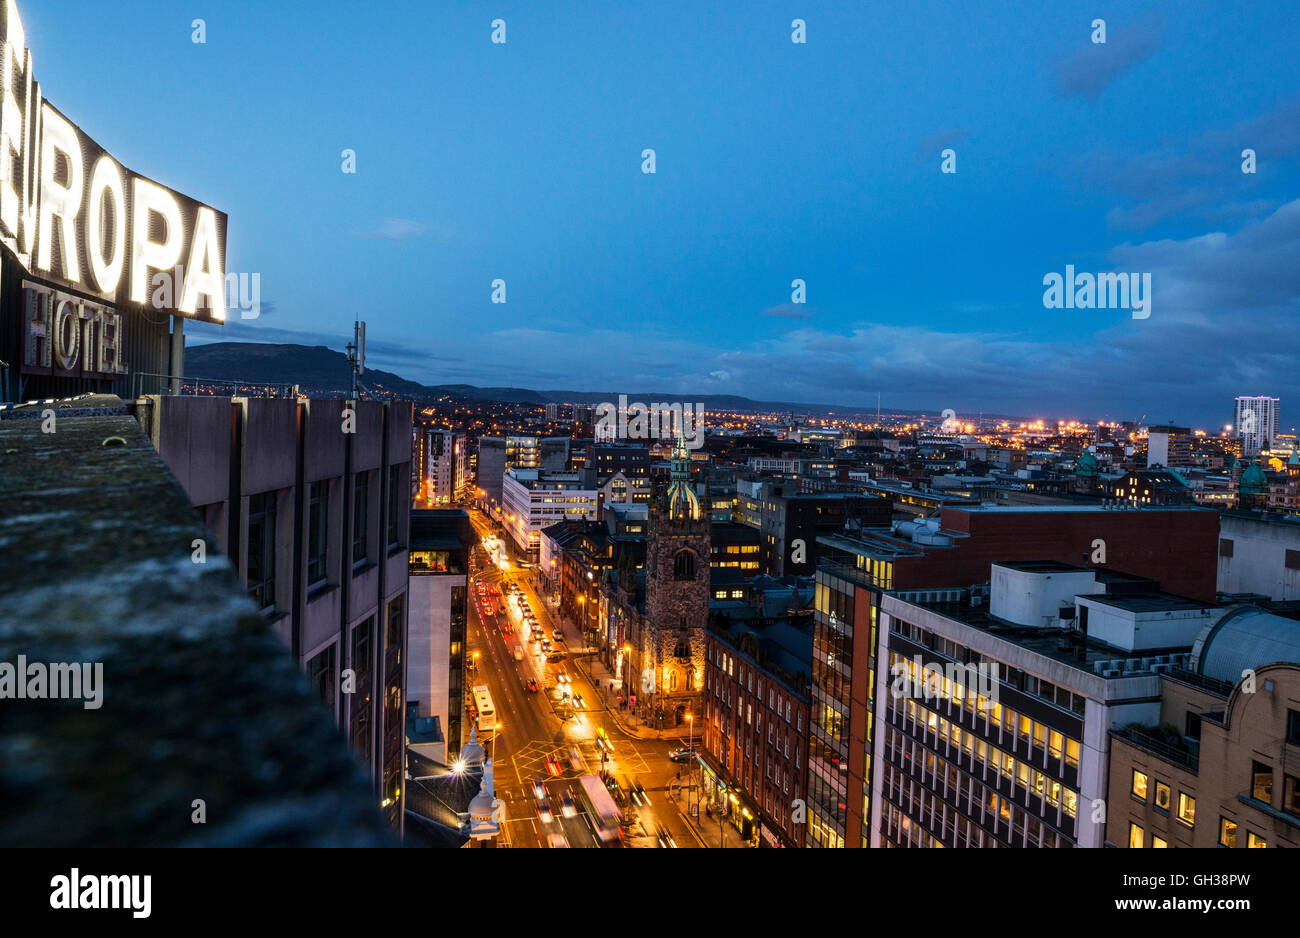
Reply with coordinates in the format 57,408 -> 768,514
906,599 -> 1187,666
1081,592 -> 1218,613
995,560 -> 1091,573
954,504 -> 1210,514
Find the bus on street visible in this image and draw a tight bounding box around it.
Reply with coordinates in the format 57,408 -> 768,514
472,685 -> 496,737
577,774 -> 622,844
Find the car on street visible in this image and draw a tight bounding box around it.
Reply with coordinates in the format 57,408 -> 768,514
572,693 -> 584,709
537,801 -> 553,823
525,678 -> 539,692
560,791 -> 577,818
546,652 -> 566,663
551,629 -> 564,642
545,754 -> 564,777
556,670 -> 570,685
630,779 -> 649,806
567,746 -> 584,772
668,747 -> 697,763
540,640 -> 552,652
655,825 -> 677,848
547,833 -> 569,848
531,778 -> 547,799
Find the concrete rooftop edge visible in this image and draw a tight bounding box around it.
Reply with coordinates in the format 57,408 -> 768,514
0,401 -> 395,847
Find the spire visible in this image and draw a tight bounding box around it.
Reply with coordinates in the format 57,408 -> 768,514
468,758 -> 500,840
664,435 -> 702,521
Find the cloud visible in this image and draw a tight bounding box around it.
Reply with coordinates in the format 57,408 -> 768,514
353,218 -> 453,242
1058,96 -> 1300,232
1056,19 -> 1161,100
554,200 -> 1300,423
192,201 -> 1300,424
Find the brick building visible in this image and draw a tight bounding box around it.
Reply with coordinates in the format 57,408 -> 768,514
806,504 -> 1220,848
702,612 -> 813,847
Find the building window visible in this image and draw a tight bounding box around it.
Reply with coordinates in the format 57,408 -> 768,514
1131,770 -> 1148,800
308,480 -> 329,587
673,634 -> 691,661
1151,835 -> 1167,848
1287,709 -> 1300,746
1283,775 -> 1300,817
353,473 -> 369,566
1219,817 -> 1237,848
387,596 -> 405,669
1128,822 -> 1144,849
247,492 -> 277,612
308,644 -> 336,715
673,549 -> 697,580
1154,781 -> 1170,812
1176,792 -> 1196,827
352,618 -> 373,680
1218,538 -> 1234,557
1247,831 -> 1267,848
1287,549 -> 1300,571
1252,761 -> 1273,803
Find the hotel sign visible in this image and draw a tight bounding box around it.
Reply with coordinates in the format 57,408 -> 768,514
0,0 -> 227,327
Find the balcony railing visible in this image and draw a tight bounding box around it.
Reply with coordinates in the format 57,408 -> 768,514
1113,727 -> 1199,771
130,371 -> 299,399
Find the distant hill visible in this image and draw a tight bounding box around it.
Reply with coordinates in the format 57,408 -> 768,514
183,341 -> 1012,420
185,343 -> 432,397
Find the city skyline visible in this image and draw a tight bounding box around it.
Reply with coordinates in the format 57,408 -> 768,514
21,0 -> 1298,425
6,0 -> 1300,878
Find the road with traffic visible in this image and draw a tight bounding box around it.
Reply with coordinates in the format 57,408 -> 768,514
463,507 -> 704,848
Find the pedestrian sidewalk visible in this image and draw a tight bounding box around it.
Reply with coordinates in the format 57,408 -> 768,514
666,783 -> 747,848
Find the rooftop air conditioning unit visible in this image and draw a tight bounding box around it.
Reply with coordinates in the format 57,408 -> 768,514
1103,669 -> 1122,678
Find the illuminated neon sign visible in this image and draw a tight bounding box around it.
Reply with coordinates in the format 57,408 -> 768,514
0,0 -> 227,324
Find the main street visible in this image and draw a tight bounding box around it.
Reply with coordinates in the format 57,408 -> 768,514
464,507 -> 706,848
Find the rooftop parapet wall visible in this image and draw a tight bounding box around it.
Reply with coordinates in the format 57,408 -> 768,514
0,398 -> 393,847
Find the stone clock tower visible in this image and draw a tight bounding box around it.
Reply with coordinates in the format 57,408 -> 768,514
643,436 -> 709,728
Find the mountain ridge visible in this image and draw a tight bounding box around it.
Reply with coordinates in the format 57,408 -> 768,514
183,341 -> 1006,419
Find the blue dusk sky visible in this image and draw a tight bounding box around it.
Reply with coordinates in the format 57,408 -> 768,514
22,0 -> 1300,428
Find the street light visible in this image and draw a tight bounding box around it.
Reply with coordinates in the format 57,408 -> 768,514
686,713 -> 696,818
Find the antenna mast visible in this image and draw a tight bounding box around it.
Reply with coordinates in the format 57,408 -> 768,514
347,319 -> 366,401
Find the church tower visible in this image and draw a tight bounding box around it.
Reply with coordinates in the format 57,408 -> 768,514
643,436 -> 709,728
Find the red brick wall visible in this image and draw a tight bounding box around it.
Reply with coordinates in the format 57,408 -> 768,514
891,509 -> 1219,601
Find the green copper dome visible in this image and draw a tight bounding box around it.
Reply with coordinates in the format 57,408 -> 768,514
1075,447 -> 1098,478
1240,460 -> 1268,495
